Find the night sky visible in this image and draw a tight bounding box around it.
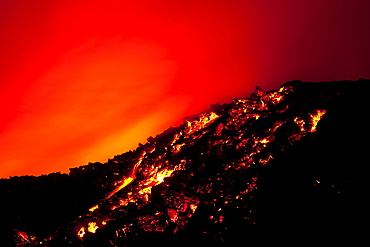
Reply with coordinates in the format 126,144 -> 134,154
1,0 -> 369,178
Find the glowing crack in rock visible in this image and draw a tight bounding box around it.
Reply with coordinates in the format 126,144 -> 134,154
310,109 -> 326,132
77,227 -> 85,239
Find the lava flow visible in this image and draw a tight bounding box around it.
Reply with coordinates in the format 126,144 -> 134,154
31,81 -> 322,245
7,79 -> 370,247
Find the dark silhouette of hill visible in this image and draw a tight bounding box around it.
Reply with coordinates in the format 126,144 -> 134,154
1,79 -> 369,246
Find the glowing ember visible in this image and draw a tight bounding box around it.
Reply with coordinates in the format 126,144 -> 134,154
155,169 -> 174,184
190,204 -> 198,213
77,227 -> 85,239
184,111 -> 220,135
168,209 -> 178,222
310,109 -> 326,132
87,222 -> 99,234
294,117 -> 306,132
89,205 -> 99,212
105,177 -> 135,200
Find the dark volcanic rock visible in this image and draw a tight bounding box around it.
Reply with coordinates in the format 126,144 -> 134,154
1,79 -> 369,246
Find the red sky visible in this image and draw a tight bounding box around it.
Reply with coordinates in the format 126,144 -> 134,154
1,0 -> 369,178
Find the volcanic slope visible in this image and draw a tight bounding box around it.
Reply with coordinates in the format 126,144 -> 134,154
2,79 -> 369,246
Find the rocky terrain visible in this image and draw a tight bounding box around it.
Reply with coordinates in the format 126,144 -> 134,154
1,79 -> 368,246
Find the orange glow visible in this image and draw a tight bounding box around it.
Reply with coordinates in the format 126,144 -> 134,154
184,111 -> 220,135
154,169 -> 174,184
87,222 -> 99,234
168,209 -> 178,222
89,205 -> 99,212
137,168 -> 177,196
105,177 -> 135,200
1,1 -> 370,178
77,227 -> 85,239
310,109 -> 326,132
294,117 -> 306,132
190,204 -> 198,213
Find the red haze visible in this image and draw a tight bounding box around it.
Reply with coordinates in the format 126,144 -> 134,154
1,0 -> 369,178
